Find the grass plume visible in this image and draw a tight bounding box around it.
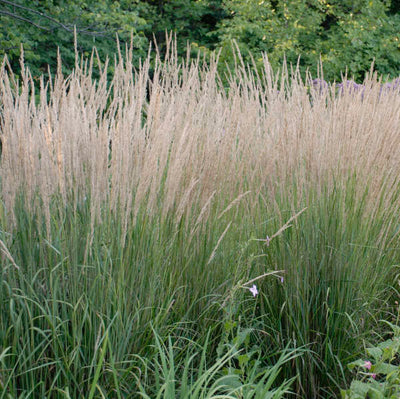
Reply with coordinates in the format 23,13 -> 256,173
0,40 -> 400,397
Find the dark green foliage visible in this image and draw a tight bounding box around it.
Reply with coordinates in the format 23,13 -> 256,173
1,0 -> 399,82
0,0 -> 153,77
216,0 -> 400,81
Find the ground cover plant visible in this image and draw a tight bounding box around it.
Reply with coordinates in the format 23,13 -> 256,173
0,40 -> 400,397
341,320 -> 400,398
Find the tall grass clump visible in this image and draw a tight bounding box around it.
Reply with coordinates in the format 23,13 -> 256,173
0,39 -> 400,397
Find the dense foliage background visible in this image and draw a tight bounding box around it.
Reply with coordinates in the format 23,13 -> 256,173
1,0 -> 399,81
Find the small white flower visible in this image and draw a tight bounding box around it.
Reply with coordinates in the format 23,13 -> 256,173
249,284 -> 258,297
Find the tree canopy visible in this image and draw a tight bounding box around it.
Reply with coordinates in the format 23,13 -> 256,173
1,0 -> 399,81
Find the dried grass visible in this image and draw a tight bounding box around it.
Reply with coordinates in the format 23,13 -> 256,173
1,40 -> 400,235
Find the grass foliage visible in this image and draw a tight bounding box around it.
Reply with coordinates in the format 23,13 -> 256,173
0,41 -> 400,397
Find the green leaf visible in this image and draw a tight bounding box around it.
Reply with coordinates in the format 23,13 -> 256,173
238,353 -> 250,368
373,362 -> 398,375
348,359 -> 369,371
349,380 -> 375,397
366,347 -> 382,361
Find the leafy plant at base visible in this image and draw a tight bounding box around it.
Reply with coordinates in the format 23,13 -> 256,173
136,325 -> 297,399
341,322 -> 400,398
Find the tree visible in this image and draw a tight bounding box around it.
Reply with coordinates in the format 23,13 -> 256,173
0,0 -> 153,77
215,0 -> 400,81
1,0 -> 399,82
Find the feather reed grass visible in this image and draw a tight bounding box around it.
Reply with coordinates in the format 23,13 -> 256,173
0,39 -> 400,397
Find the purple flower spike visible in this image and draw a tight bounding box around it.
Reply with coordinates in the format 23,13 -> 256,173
391,77 -> 400,90
336,80 -> 365,99
311,78 -> 329,94
380,77 -> 400,96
